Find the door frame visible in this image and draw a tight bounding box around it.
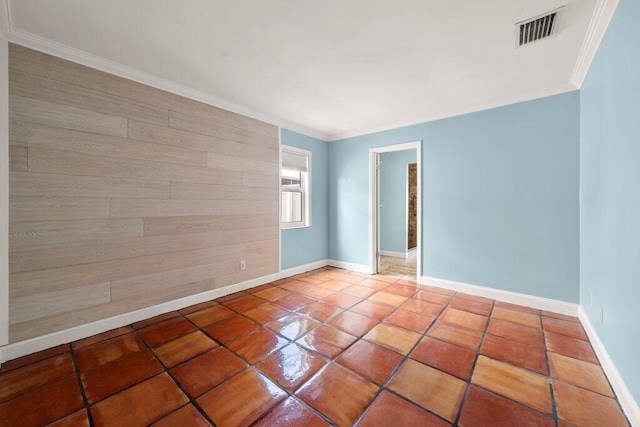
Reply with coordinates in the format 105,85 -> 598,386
368,141 -> 422,278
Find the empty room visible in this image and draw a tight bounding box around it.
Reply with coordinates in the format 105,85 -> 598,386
0,0 -> 638,426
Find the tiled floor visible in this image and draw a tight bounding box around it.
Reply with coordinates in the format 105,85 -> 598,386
379,253 -> 416,277
0,267 -> 631,426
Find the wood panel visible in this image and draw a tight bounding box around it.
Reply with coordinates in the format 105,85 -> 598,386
10,121 -> 207,167
10,95 -> 128,137
8,44 -> 280,341
10,172 -> 170,199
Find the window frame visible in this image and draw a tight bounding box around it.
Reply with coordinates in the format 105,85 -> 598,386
280,145 -> 312,229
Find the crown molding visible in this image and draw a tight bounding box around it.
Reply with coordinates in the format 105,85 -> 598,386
327,82 -> 578,142
571,0 -> 620,87
0,0 -> 331,142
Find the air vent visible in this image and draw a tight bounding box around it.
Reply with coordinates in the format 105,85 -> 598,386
516,7 -> 564,47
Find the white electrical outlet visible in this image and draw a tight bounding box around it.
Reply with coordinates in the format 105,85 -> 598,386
240,260 -> 246,271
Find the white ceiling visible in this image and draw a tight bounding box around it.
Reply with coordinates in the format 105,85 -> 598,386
1,0 -> 616,140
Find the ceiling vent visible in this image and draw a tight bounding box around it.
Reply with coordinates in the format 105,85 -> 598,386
516,7 -> 564,47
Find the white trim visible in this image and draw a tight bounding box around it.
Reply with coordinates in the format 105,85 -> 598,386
0,39 -> 8,346
369,142 -> 422,279
1,27 -> 330,142
0,0 -> 11,36
571,0 -> 620,87
420,275 -> 579,316
328,83 -> 577,141
278,128 -> 282,271
379,250 -> 409,259
0,259 -> 328,364
579,307 -> 640,426
327,259 -> 370,274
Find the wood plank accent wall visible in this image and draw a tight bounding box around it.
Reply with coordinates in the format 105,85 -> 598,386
7,44 -> 280,342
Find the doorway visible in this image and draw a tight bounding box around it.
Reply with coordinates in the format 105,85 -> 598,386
369,141 -> 422,279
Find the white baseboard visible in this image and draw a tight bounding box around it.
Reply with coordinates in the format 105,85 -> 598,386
0,259 -> 329,364
380,250 -> 407,259
420,275 -> 579,316
579,307 -> 640,426
328,259 -> 370,274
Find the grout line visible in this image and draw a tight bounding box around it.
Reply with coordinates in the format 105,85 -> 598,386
68,344 -> 96,427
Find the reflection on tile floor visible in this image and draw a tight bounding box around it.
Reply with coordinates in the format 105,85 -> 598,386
0,267 -> 631,426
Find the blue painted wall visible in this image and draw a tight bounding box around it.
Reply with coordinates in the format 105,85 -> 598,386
580,0 -> 640,404
280,129 -> 329,269
329,92 -> 580,302
380,150 -> 417,254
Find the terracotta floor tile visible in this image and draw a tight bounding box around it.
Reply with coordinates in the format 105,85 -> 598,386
492,306 -> 541,329
549,352 -> 613,396
553,381 -> 629,427
542,317 -> 588,341
427,321 -> 483,350
297,301 -> 343,322
0,353 -> 75,403
215,291 -> 250,303
75,333 -> 146,371
459,385 -> 554,427
154,330 -> 218,367
357,278 -> 390,289
414,289 -> 453,305
71,327 -> 132,350
357,390 -> 450,427
337,274 -> 369,285
48,409 -> 91,427
342,284 -> 378,299
227,328 -> 289,363
203,315 -> 259,343
138,317 -> 197,347
336,340 -> 403,385
81,349 -> 163,403
494,301 -> 540,314
322,292 -> 363,309
197,368 -> 286,427
256,343 -> 327,392
401,298 -> 445,317
542,310 -> 579,323
171,348 -> 247,397
255,396 -> 330,427
328,311 -> 378,337
449,295 -> 493,317
0,344 -> 70,374
364,323 -> 421,355
298,275 -> 330,285
481,334 -> 547,374
185,305 -> 235,327
368,291 -> 409,307
411,336 -> 476,380
152,404 -> 211,427
243,303 -> 289,325
296,363 -> 378,427
267,313 -> 320,340
132,312 -> 181,330
0,377 -> 83,427
384,283 -> 418,297
91,373 -> 188,427
274,293 -> 316,310
371,274 -> 400,283
384,309 -> 434,333
297,325 -> 357,359
545,331 -> 599,364
388,359 -> 466,422
471,355 -> 552,414
296,284 -> 336,299
441,308 -> 488,331
350,300 -> 395,320
317,279 -> 353,291
178,300 -> 217,315
254,287 -> 291,302
422,285 -> 456,296
486,318 -> 544,347
278,279 -> 308,292
248,283 -> 275,293
223,294 -> 267,313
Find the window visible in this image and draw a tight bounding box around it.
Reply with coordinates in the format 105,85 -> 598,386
281,145 -> 311,228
